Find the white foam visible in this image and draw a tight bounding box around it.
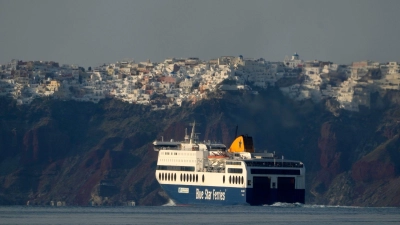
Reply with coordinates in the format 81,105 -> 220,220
302,204 -> 361,209
267,202 -> 304,207
162,199 -> 176,206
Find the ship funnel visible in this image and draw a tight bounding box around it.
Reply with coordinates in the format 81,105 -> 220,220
228,135 -> 254,153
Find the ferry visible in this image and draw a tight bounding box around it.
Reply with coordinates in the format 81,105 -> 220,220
153,122 -> 305,205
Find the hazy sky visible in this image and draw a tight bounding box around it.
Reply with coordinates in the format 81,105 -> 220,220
1,0 -> 399,67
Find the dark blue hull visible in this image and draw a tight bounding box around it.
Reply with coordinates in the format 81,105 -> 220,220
161,184 -> 305,205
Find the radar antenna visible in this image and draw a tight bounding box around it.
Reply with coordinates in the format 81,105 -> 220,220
189,121 -> 200,144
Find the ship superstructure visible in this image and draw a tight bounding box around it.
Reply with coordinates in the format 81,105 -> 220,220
153,122 -> 305,205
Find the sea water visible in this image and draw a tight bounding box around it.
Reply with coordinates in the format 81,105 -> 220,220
0,203 -> 399,225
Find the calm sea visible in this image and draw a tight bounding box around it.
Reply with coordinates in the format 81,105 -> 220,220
0,203 -> 399,225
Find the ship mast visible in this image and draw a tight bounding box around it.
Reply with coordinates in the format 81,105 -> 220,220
189,121 -> 196,144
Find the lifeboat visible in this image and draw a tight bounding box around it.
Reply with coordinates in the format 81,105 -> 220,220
207,151 -> 229,159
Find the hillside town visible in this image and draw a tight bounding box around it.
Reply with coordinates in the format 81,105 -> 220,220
0,53 -> 399,111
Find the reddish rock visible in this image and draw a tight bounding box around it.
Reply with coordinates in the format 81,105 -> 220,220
317,122 -> 342,187
352,160 -> 395,182
22,119 -> 70,165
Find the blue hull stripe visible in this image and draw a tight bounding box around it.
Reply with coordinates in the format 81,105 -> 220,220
161,184 -> 305,205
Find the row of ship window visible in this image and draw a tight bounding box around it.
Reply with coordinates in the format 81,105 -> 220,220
159,173 -> 204,182
156,165 -> 243,174
244,161 -> 303,168
161,152 -> 195,156
226,175 -> 245,185
158,173 -> 244,185
160,159 -> 196,163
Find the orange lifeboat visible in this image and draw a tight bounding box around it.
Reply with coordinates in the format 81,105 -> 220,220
208,152 -> 229,159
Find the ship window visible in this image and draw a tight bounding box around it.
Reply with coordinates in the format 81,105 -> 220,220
229,176 -> 231,184
180,174 -> 182,181
162,173 -> 164,180
250,169 -> 300,175
174,173 -> 176,181
190,174 -> 192,182
202,175 -> 205,183
223,175 -> 225,183
235,176 -> 238,184
226,161 -> 241,165
228,168 -> 243,174
156,165 -> 195,172
168,173 -> 170,181
196,174 -> 198,182
241,176 -> 244,184
186,174 -> 189,182
183,174 -> 186,182
245,161 -> 303,168
158,173 -> 161,180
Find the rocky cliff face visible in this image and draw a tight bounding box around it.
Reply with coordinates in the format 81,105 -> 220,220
0,89 -> 399,206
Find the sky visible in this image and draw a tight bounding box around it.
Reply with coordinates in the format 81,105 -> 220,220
1,0 -> 399,68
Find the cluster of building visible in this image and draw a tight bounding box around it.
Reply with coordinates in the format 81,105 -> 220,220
0,53 -> 399,111
280,54 -> 400,111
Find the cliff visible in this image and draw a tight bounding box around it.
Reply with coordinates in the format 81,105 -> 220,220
0,89 -> 399,206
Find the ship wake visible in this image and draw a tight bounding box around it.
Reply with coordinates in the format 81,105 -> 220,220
162,199 -> 176,206
266,202 -> 361,208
